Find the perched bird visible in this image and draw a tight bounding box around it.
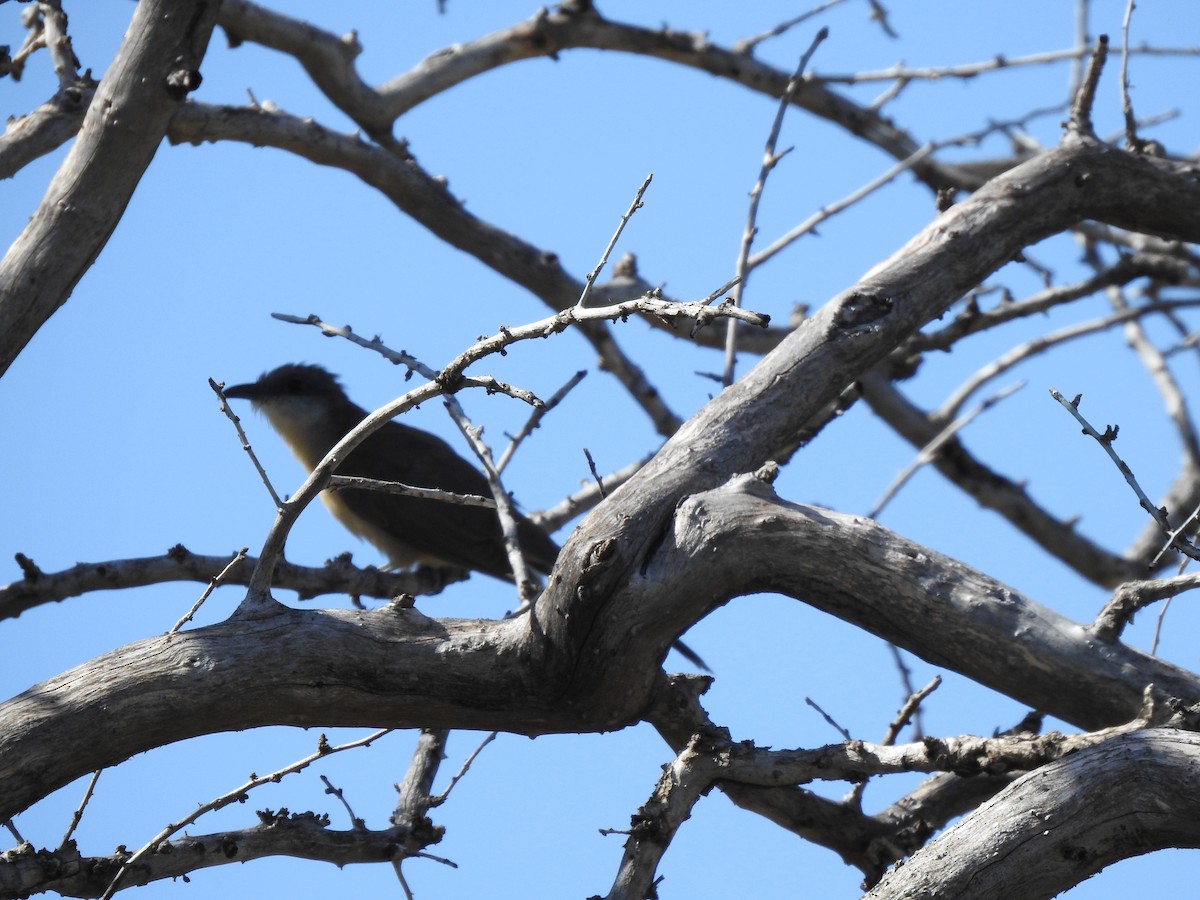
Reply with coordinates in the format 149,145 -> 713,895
225,363 -> 559,580
226,363 -> 709,670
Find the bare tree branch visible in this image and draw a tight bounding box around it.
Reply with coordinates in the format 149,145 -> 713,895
0,0 -> 219,376
866,729 -> 1200,900
862,373 -> 1146,586
5,7 -> 1200,896
11,475 -> 1200,824
0,548 -> 454,622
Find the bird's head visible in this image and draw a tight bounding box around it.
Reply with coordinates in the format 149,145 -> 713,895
225,364 -> 360,460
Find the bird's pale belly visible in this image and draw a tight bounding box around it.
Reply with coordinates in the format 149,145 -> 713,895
320,489 -> 450,570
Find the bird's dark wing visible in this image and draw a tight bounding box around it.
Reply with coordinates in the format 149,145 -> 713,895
333,420 -> 559,578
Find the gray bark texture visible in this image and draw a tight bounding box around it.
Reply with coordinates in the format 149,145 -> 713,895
4,4 -> 1200,897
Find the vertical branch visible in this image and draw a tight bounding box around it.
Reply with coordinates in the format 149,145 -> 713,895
446,400 -> 539,601
1070,0 -> 1091,100
392,729 -> 448,826
1068,35 -> 1108,137
1118,0 -> 1147,150
723,28 -> 828,385
38,0 -> 81,86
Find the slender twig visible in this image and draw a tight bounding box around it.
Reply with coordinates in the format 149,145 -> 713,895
937,300 -> 1200,422
394,863 -> 415,900
697,273 -> 743,307
532,455 -> 649,531
211,378 -> 284,509
496,369 -> 587,474
733,0 -> 846,54
947,102 -> 1064,150
1104,286 -> 1200,462
914,265 -> 1198,355
1049,389 -> 1200,561
169,549 -> 247,634
1081,236 -> 1200,566
864,0 -> 898,38
883,676 -> 942,748
870,382 -> 1025,519
431,731 -> 498,806
888,644 -> 920,738
869,76 -> 908,112
582,448 -> 607,500
1119,0 -> 1145,150
725,29 -> 827,385
1151,595 -> 1172,655
1154,502 -> 1200,568
748,104 -> 1061,274
817,43 -> 1200,85
805,696 -> 852,741
1070,0 -> 1091,99
320,774 -> 364,829
445,402 -> 537,599
3,817 -> 24,845
846,674 -> 941,808
328,475 -> 497,508
576,174 -> 652,309
748,141 -> 932,271
100,729 -> 393,900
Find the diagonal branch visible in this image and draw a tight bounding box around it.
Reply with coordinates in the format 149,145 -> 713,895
1049,388 -> 1200,562
865,729 -> 1200,900
0,0 -> 220,377
862,372 -> 1145,586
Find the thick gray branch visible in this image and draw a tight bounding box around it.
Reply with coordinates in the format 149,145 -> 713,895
865,729 -> 1200,899
534,139 -> 1200,699
0,79 -> 93,180
649,476 -> 1200,730
0,605 -> 570,822
0,0 -> 220,377
4,133 -> 1200,894
4,470 -> 1199,829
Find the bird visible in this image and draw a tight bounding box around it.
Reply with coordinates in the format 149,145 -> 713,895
226,363 -> 709,670
224,363 -> 559,580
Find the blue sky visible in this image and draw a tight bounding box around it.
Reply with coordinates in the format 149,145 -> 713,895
3,1 -> 1199,897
